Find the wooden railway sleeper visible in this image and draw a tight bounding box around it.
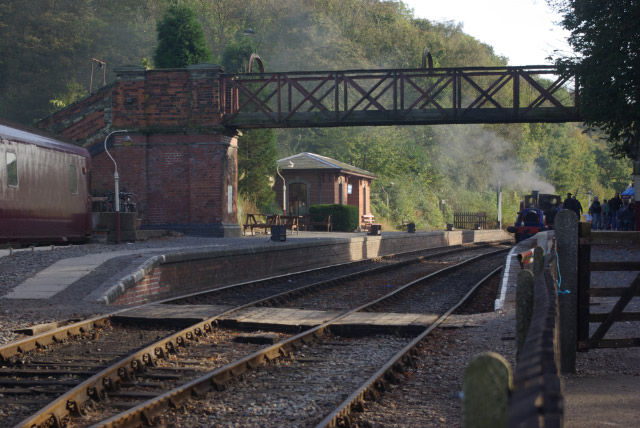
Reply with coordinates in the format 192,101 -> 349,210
118,367 -> 134,382
175,336 -> 186,347
87,385 -> 106,402
384,369 -> 399,384
212,372 -> 232,390
142,352 -> 156,367
350,399 -> 365,413
337,414 -> 353,428
140,409 -> 156,426
39,413 -> 62,428
66,399 -> 87,418
154,346 -> 165,359
191,381 -> 210,398
246,354 -> 264,369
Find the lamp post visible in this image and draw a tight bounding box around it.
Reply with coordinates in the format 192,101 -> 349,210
90,58 -> 106,93
276,166 -> 286,215
104,130 -> 132,243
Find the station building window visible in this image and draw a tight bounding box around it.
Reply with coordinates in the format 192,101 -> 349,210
6,152 -> 17,187
69,164 -> 78,195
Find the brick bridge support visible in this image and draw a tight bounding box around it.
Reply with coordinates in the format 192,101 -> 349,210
38,64 -> 240,237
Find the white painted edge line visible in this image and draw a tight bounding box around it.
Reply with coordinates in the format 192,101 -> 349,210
495,245 -> 518,311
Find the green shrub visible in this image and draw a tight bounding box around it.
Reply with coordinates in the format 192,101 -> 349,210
309,204 -> 359,232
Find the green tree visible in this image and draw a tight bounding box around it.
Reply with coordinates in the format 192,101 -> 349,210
553,0 -> 640,158
49,79 -> 88,111
237,129 -> 278,211
222,37 -> 277,211
154,3 -> 213,68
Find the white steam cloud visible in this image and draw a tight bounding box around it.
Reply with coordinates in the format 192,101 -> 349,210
433,124 -> 555,194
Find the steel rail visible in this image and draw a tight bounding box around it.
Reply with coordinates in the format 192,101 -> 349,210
315,265 -> 504,428
0,241 -> 491,362
0,315 -> 111,362
8,243 -> 506,428
87,247 -> 508,428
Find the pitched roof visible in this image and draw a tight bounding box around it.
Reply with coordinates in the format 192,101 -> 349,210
277,152 -> 376,178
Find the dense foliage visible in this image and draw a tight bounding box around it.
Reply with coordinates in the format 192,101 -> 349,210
0,0 -> 631,228
551,0 -> 640,159
154,3 -> 213,68
310,204 -> 359,232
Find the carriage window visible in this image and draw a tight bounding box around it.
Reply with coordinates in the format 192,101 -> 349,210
6,152 -> 17,187
69,164 -> 78,195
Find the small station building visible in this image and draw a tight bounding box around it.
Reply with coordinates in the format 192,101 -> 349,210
275,152 -> 376,222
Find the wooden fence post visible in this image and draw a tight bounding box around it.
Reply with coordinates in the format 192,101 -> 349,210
516,269 -> 535,357
577,223 -> 591,350
554,209 -> 579,373
462,352 -> 513,428
533,246 -> 544,274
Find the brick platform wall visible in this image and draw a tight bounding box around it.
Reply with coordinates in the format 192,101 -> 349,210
110,229 -> 511,305
113,269 -> 169,306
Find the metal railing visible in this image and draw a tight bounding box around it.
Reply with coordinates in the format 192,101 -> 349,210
453,211 -> 491,229
221,66 -> 579,128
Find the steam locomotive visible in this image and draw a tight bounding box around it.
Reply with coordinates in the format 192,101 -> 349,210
506,191 -> 561,243
0,118 -> 92,244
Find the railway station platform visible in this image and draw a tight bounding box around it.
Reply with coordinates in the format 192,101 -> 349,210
2,229 -> 509,305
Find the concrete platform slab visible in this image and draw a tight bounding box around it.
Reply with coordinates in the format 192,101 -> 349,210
112,304 -> 232,327
217,307 -> 480,332
564,375 -> 640,428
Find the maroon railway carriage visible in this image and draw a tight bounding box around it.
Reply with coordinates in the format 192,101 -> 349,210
0,119 -> 92,244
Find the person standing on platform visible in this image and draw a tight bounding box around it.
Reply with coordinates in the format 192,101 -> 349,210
603,199 -> 610,229
589,196 -> 602,230
609,193 -> 623,229
563,193 -> 580,220
573,195 -> 584,220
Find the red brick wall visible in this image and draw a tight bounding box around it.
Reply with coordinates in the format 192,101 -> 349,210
111,66 -> 223,130
113,268 -> 168,305
90,133 -> 237,225
37,65 -> 239,230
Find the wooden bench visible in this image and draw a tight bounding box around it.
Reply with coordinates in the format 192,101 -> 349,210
279,215 -> 300,235
302,214 -> 332,232
243,214 -> 279,236
361,214 -> 375,231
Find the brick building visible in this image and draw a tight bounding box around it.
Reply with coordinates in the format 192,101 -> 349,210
275,153 -> 376,222
37,64 -> 240,237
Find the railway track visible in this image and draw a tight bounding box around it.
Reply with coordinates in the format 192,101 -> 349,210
0,242 -> 509,428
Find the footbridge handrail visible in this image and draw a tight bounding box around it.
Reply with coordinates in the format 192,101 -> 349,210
221,65 -> 580,128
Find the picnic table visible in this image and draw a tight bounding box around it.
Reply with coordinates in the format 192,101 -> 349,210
243,214 -> 302,236
302,214 -> 332,231
242,214 -> 279,236
279,215 -> 300,235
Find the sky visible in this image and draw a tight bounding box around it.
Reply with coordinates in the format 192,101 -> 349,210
402,0 -> 573,66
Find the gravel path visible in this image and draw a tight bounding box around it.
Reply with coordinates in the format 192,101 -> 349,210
157,334 -> 413,428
